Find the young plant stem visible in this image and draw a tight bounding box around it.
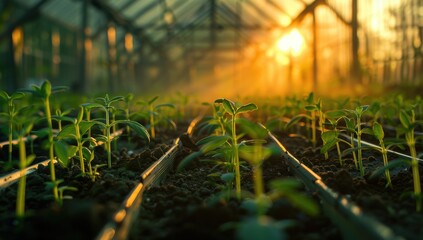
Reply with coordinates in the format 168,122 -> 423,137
150,104 -> 155,139
16,135 -> 27,218
8,120 -> 13,164
85,109 -> 91,138
231,115 -> 241,200
253,144 -> 264,199
407,131 -> 421,212
379,141 -> 392,188
45,98 -> 59,201
75,123 -> 85,174
350,133 -> 358,169
336,141 -> 343,166
112,112 -> 117,151
311,111 -> 316,148
357,116 -> 364,176
105,108 -> 112,168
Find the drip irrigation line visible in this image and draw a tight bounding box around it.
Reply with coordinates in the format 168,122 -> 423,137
0,129 -> 125,189
339,133 -> 423,163
96,118 -> 201,240
259,123 -> 403,240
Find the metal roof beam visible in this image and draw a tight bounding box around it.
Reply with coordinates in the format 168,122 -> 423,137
266,0 -> 291,17
245,1 -> 281,27
129,1 -> 161,22
0,0 -> 50,42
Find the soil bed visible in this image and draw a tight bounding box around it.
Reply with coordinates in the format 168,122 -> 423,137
280,133 -> 423,240
129,141 -> 342,240
0,131 -> 177,240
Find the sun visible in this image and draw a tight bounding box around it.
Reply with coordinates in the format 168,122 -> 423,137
276,29 -> 305,57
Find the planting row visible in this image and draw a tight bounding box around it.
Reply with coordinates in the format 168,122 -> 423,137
1,83 -> 422,239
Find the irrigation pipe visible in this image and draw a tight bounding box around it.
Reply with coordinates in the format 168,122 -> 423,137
0,129 -> 124,189
260,123 -> 402,240
339,133 -> 423,162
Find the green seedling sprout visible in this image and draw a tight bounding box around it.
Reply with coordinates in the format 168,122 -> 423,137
320,110 -> 346,166
138,96 -> 175,139
399,108 -> 422,212
124,93 -> 134,143
55,106 -> 96,174
16,122 -> 35,218
53,108 -> 72,131
82,145 -> 107,181
0,90 -> 25,166
45,179 -> 78,206
26,80 -> 68,202
238,120 -> 273,214
372,122 -> 393,188
83,94 -> 150,168
345,105 -> 371,176
215,98 -> 258,200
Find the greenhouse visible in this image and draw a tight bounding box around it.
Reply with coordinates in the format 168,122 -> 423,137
0,0 -> 422,239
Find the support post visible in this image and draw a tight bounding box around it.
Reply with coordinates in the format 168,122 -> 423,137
351,0 -> 360,82
312,9 -> 318,93
78,0 -> 88,92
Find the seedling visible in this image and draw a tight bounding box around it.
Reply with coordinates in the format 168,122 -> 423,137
25,80 -> 68,202
345,105 -> 372,176
371,122 -> 393,188
53,108 -> 72,131
0,90 -> 25,166
137,96 -> 175,139
55,106 -> 96,174
214,98 -> 258,199
15,121 -> 35,218
83,94 -> 150,168
399,108 -> 422,212
123,93 -> 134,143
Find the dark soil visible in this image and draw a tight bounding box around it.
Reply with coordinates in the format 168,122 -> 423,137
128,142 -> 342,240
1,122 -> 421,240
0,134 -> 174,240
280,133 -> 423,240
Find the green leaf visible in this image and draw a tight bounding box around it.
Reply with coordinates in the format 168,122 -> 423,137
25,154 -> 36,167
40,80 -> 52,98
325,110 -> 345,119
321,130 -> 337,142
222,99 -> 236,115
155,103 -> 175,110
305,105 -> 318,111
197,135 -> 230,153
81,102 -> 104,110
76,106 -> 84,124
361,127 -> 374,135
372,122 -> 384,141
306,92 -> 314,104
57,124 -> 77,140
114,120 -> 150,141
32,128 -> 50,138
0,90 -> 9,100
109,96 -> 124,104
148,96 -> 159,105
285,114 -> 307,130
399,110 -> 411,129
220,172 -> 235,183
236,216 -> 285,240
343,117 -> 355,131
51,86 -> 68,94
369,159 -> 410,180
269,178 -> 301,191
236,103 -> 258,114
177,151 -> 203,171
54,140 -> 77,167
286,192 -> 319,216
52,115 -> 74,123
79,121 -> 96,136
320,139 -> 337,154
